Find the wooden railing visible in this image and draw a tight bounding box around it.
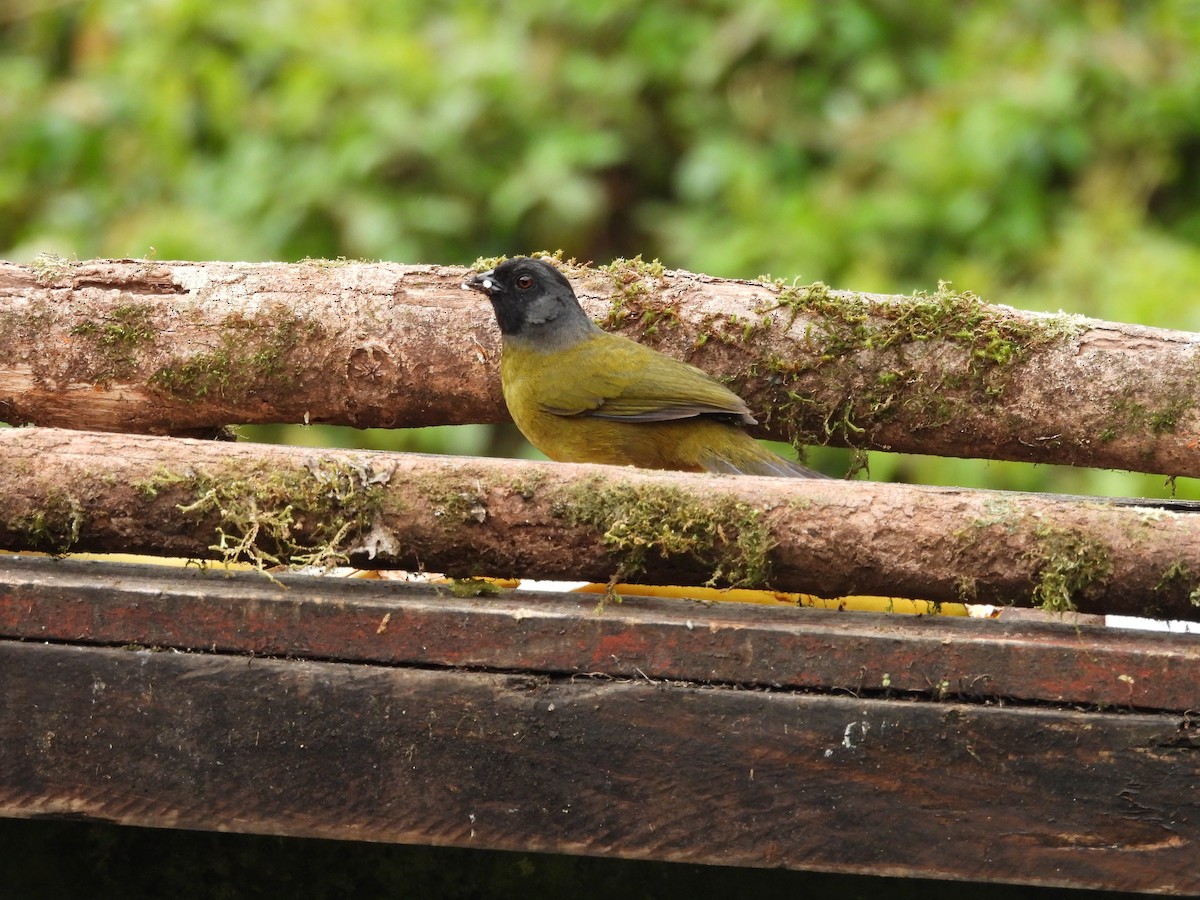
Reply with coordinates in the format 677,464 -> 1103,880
1,556 -> 1198,893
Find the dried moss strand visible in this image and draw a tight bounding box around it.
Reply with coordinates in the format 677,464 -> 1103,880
134,459 -> 390,571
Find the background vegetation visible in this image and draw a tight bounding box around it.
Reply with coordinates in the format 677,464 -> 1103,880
4,0 -> 1200,496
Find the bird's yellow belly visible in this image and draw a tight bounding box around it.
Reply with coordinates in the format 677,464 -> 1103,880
512,400 -> 763,473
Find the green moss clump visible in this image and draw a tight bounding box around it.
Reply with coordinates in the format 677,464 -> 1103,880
472,250 -> 573,273
471,255 -> 508,271
552,477 -> 774,588
747,279 -> 1082,449
1108,394 -> 1195,439
1154,561 -> 1200,609
299,256 -> 369,267
1028,525 -> 1113,613
149,309 -> 316,403
447,577 -> 502,598
7,489 -> 86,555
134,459 -> 390,570
599,255 -> 676,334
30,252 -> 75,285
601,255 -> 664,282
780,280 -> 1076,372
1156,560 -> 1191,589
424,482 -> 489,525
506,471 -> 546,501
68,304 -> 157,383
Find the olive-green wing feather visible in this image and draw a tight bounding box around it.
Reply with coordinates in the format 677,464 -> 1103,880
536,333 -> 756,424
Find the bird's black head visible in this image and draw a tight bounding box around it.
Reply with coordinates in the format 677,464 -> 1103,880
467,257 -> 597,345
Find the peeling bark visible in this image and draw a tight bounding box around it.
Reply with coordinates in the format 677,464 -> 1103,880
3,428 -> 1199,620
1,257 -> 1199,476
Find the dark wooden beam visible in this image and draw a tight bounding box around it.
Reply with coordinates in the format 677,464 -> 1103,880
1,556 -> 1198,893
0,639 -> 1196,893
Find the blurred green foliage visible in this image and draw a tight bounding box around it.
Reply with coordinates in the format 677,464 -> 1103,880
3,0 -> 1200,495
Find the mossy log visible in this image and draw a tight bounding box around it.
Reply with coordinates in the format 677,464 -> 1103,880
2,427 -> 1200,620
2,257 -> 1199,476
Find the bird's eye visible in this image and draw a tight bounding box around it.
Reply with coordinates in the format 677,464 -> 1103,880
515,274 -> 535,290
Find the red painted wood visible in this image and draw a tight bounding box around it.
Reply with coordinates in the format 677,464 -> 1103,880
0,556 -> 1197,711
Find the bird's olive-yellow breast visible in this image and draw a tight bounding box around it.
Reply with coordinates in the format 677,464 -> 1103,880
467,257 -> 823,478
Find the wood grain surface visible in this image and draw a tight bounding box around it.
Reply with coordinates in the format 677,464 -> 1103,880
1,557 -> 1198,892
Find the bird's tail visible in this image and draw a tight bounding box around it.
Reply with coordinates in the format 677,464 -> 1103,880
699,440 -> 830,479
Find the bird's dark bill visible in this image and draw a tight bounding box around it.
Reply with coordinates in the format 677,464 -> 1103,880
465,270 -> 499,295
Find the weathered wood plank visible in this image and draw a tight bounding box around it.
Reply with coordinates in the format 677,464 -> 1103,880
0,639 -> 1196,893
0,557 -> 1198,711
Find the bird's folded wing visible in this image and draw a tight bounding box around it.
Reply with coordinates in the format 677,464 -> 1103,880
538,339 -> 756,424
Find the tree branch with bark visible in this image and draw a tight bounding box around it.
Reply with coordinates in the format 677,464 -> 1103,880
2,255 -> 1199,476
2,428 -> 1199,621
4,256 -> 1200,620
